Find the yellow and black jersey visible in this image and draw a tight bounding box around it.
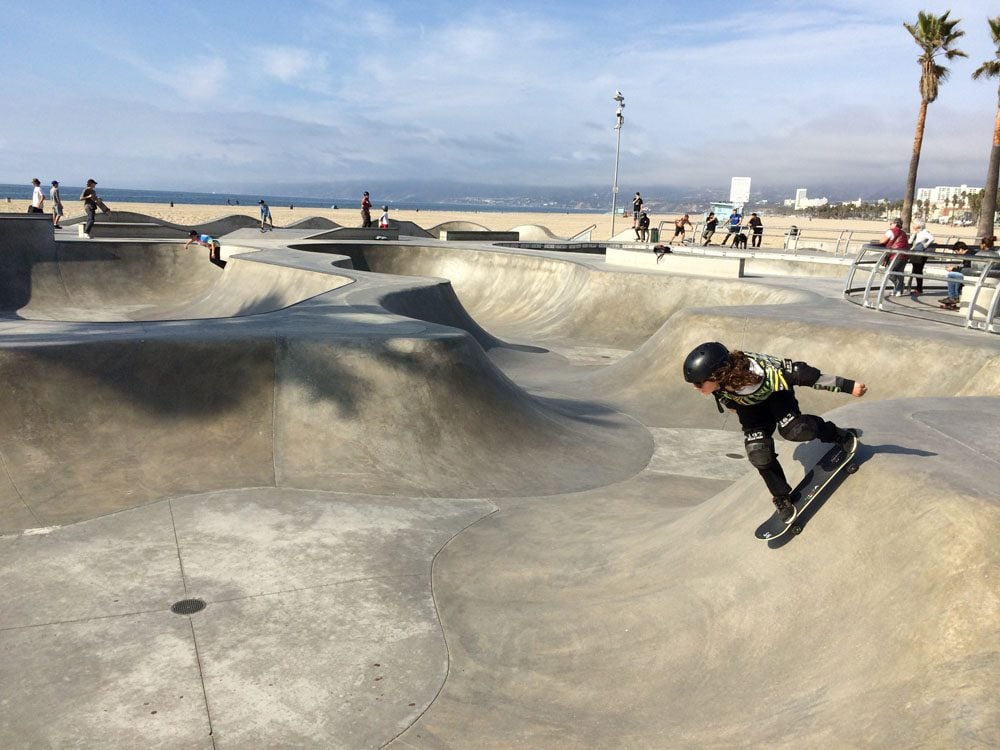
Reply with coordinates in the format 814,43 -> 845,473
716,352 -> 856,410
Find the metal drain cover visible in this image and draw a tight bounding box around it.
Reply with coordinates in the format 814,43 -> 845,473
170,598 -> 207,615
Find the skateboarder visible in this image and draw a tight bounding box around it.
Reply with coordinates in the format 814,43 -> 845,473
683,342 -> 867,523
258,199 -> 273,231
185,230 -> 225,268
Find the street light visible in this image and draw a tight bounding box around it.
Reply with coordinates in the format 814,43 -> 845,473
611,91 -> 625,239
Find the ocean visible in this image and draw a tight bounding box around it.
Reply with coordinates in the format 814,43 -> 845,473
0,183 -> 597,215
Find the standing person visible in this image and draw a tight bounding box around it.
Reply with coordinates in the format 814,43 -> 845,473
907,220 -> 934,295
632,192 -> 643,228
361,191 -> 372,228
29,178 -> 45,213
747,212 -> 764,248
378,205 -> 390,229
702,212 -> 718,245
49,180 -> 63,228
258,199 -> 273,232
875,218 -> 909,297
671,214 -> 693,244
683,342 -> 866,523
79,179 -> 101,238
720,208 -> 742,246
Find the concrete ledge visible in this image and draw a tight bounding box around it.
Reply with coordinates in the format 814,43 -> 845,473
303,227 -> 400,241
77,222 -> 189,238
441,231 -> 520,242
606,246 -> 745,277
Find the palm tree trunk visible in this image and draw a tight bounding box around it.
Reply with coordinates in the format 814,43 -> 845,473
977,94 -> 1000,239
902,99 -> 929,233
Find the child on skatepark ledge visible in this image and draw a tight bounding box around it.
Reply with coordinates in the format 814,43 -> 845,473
683,342 -> 867,524
185,230 -> 226,268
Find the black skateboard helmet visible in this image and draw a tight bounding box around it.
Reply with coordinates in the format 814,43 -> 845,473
683,341 -> 730,383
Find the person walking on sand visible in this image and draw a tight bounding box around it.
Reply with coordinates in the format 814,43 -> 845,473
361,191 -> 373,228
683,341 -> 866,524
259,199 -> 273,232
49,180 -> 63,228
29,178 -> 45,214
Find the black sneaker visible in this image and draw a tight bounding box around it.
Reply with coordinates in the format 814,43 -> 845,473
773,495 -> 796,524
835,427 -> 856,453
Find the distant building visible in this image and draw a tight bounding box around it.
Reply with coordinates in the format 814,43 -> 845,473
916,184 -> 981,207
783,188 -> 828,210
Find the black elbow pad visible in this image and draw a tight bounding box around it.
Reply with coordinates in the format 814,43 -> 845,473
789,361 -> 821,386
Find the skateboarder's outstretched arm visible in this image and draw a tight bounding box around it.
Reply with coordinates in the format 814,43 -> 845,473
785,361 -> 867,397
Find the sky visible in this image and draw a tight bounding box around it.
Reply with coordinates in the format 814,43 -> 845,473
0,0 -> 997,198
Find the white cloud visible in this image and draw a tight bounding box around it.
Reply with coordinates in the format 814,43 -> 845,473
259,46 -> 317,82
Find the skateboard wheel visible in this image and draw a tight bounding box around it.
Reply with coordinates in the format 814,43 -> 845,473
791,524 -> 803,535
846,463 -> 858,474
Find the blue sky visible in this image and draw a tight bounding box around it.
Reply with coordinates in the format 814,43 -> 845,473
0,0 -> 997,196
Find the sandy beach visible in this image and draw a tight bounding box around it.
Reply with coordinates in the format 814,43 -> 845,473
4,198 -> 984,247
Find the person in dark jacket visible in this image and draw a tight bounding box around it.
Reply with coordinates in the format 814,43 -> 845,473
683,342 -> 867,524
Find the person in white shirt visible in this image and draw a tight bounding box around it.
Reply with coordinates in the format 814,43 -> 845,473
908,220 -> 935,296
29,178 -> 45,213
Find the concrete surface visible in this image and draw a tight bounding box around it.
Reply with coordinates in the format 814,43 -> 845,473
0,214 -> 997,749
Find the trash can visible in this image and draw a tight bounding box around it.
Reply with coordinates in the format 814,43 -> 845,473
649,228 -> 659,243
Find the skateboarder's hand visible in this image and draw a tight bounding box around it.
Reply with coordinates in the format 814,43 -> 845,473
852,382 -> 867,397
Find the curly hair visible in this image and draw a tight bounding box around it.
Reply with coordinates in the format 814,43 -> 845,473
711,350 -> 762,391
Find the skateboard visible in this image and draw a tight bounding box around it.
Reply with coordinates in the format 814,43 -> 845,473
938,300 -> 959,310
755,431 -> 859,541
96,199 -> 111,215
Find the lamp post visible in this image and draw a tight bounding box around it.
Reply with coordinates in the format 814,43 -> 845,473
610,91 -> 625,239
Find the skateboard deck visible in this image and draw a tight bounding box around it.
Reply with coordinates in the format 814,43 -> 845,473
755,431 -> 859,541
96,199 -> 111,215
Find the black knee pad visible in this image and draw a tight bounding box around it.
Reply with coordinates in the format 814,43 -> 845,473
778,413 -> 817,442
745,433 -> 777,469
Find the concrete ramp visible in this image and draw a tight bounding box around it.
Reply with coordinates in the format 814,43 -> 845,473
1,241 -> 351,321
0,330 -> 650,531
403,398 -> 999,748
322,242 -> 812,349
0,216 -> 997,748
427,220 -> 490,239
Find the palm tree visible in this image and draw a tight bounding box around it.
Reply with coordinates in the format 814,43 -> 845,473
902,11 -> 967,232
973,16 -> 1000,239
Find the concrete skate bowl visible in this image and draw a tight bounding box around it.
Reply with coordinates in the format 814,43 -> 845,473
293,241 -> 813,350
2,216 -> 998,747
411,396 -> 999,748
0,241 -> 351,321
0,329 -> 651,532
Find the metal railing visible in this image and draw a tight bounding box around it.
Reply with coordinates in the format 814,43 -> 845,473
569,223 -> 597,242
843,245 -> 999,333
